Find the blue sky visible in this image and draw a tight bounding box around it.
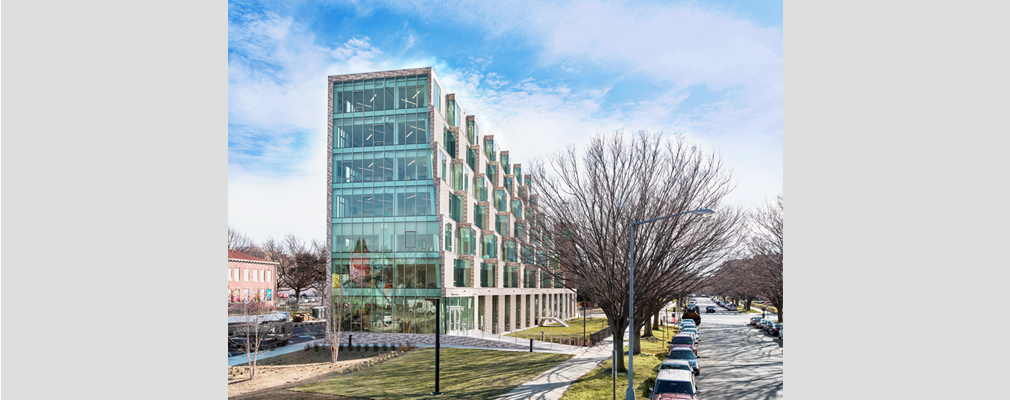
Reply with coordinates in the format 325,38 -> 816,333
229,0 -> 783,244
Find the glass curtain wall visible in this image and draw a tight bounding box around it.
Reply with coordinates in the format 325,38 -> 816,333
474,206 -> 488,230
480,263 -> 496,287
484,139 -> 496,161
446,100 -> 456,127
333,76 -> 427,115
504,266 -> 519,288
503,241 -> 518,263
525,268 -> 537,288
496,215 -> 508,235
332,74 -> 446,335
501,155 -> 510,174
481,234 -> 496,259
457,227 -> 475,256
493,190 -> 507,213
466,120 -> 475,144
449,195 -> 462,222
444,128 -> 457,159
541,267 -> 552,288
475,177 -> 488,202
453,259 -> 471,287
466,148 -> 477,172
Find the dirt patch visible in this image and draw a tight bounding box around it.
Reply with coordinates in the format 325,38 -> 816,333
228,347 -> 394,399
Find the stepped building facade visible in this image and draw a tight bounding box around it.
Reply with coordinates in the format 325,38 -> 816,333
327,67 -> 576,335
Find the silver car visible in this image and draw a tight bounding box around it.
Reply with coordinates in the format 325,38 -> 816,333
667,347 -> 700,375
680,327 -> 700,342
658,359 -> 695,373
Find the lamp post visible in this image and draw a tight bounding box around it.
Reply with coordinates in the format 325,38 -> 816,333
583,301 -> 587,346
626,208 -> 714,400
425,297 -> 443,396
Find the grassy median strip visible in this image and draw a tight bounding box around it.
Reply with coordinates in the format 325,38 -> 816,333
561,325 -> 675,400
293,348 -> 572,399
507,317 -> 610,340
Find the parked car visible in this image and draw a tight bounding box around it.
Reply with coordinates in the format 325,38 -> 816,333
667,348 -> 700,375
761,319 -> 775,332
778,325 -> 783,340
668,334 -> 697,355
768,322 -> 782,336
658,359 -> 695,373
705,305 -> 716,313
679,322 -> 696,330
680,331 -> 698,345
680,328 -> 700,342
650,369 -> 700,400
749,316 -> 762,326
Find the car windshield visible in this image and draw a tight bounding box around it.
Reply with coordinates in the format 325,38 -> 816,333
668,350 -> 696,360
660,364 -> 692,371
670,337 -> 693,344
655,380 -> 695,395
682,329 -> 696,333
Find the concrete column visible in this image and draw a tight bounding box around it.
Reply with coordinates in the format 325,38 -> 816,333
497,294 -> 505,334
483,295 -> 493,333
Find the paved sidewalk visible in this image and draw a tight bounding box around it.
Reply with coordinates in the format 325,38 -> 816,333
494,336 -> 615,400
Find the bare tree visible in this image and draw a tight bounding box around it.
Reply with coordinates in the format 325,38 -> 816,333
262,235 -> 327,306
707,258 -> 761,311
748,194 -> 783,321
228,301 -> 273,380
229,226 -> 268,259
528,130 -> 743,370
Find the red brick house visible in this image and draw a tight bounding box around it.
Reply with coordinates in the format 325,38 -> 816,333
228,249 -> 279,307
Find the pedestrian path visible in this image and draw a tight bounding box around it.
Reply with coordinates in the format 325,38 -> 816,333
229,329 -> 589,367
494,336 -> 615,400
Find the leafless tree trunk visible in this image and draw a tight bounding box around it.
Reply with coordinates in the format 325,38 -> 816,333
230,301 -> 272,380
229,226 -> 268,258
527,130 -> 743,365
748,194 -> 783,322
262,235 -> 327,314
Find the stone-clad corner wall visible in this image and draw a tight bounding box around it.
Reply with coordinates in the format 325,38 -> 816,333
327,67 -> 432,83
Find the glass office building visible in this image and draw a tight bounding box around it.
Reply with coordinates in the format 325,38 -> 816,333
328,68 -> 576,335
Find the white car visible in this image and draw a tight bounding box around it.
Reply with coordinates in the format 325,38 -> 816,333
650,369 -> 700,400
680,328 -> 699,342
658,359 -> 695,373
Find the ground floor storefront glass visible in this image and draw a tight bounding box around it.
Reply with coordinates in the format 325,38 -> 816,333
332,291 -> 474,334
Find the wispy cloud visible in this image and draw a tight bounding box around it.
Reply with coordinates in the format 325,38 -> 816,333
228,0 -> 781,242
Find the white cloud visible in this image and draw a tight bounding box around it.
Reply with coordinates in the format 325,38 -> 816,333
228,12 -> 404,243
228,1 -> 782,242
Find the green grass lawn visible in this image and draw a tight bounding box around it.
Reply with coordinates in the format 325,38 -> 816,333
561,325 -> 675,400
293,348 -> 572,399
507,317 -> 610,343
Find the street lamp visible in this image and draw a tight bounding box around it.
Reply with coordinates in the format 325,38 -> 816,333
626,208 -> 714,400
425,297 -> 443,396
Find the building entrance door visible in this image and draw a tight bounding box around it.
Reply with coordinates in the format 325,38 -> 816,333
448,306 -> 463,335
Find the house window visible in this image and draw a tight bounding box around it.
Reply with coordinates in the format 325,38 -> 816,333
406,231 -> 416,249
434,82 -> 441,111
267,271 -> 271,282
228,268 -> 232,281
244,269 -> 249,282
253,269 -> 258,282
260,269 -> 265,282
445,223 -> 453,251
234,269 -> 239,281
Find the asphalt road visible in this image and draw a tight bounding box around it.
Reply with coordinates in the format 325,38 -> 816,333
228,323 -> 326,357
690,296 -> 783,400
